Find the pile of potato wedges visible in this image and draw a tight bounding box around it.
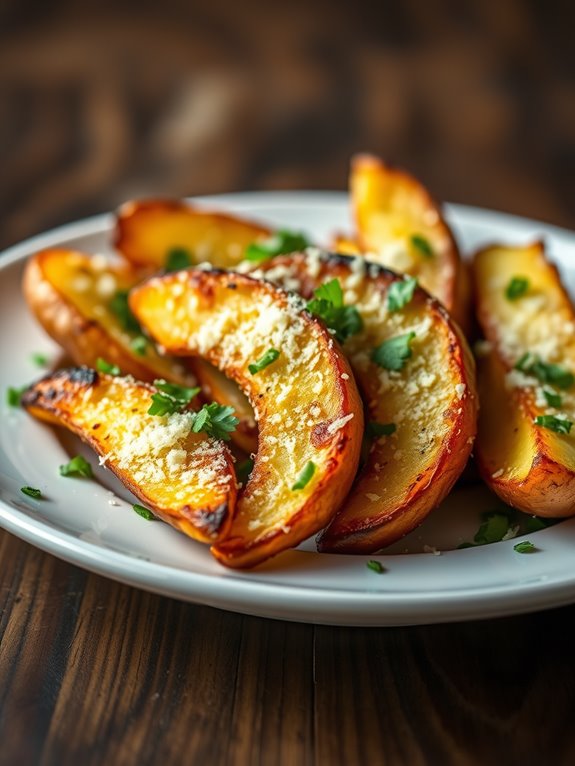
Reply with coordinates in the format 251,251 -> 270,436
21,154 -> 575,568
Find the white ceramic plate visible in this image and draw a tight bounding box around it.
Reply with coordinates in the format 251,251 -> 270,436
1,192 -> 575,626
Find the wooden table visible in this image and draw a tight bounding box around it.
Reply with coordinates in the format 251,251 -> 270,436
1,3 -> 575,764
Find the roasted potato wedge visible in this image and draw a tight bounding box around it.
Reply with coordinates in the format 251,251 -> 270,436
130,270 -> 364,568
23,248 -> 196,387
22,368 -> 237,542
350,154 -> 471,333
254,251 -> 478,552
473,241 -> 575,516
115,199 -> 272,271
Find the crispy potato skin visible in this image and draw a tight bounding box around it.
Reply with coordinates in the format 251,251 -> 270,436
350,154 -> 471,335
473,241 -> 575,516
22,368 -> 237,542
23,249 -> 196,387
256,252 -> 478,552
130,270 -> 364,568
114,199 -> 271,270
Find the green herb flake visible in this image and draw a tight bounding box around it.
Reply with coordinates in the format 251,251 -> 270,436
366,560 -> 386,574
410,234 -> 433,257
473,512 -> 510,545
130,335 -> 148,356
514,540 -> 537,554
248,348 -> 280,375
20,486 -> 42,499
165,247 -> 193,272
368,422 -> 397,438
7,386 -> 27,407
191,403 -> 239,441
147,382 -> 200,417
515,352 -> 574,390
133,503 -> 156,521
524,516 -> 550,533
505,276 -> 529,301
59,455 -> 93,478
291,461 -> 316,491
543,389 -> 562,408
235,458 -> 254,486
371,331 -> 416,371
96,358 -> 121,376
533,415 -> 572,434
306,279 -> 363,343
31,352 -> 49,367
386,276 -> 418,312
109,289 -> 141,333
245,230 -> 310,263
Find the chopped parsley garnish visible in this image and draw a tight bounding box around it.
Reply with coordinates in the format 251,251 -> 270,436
165,247 -> 193,272
109,289 -> 141,333
459,507 -> 556,549
130,335 -> 148,356
306,278 -> 363,343
534,415 -> 572,434
133,503 -> 156,521
191,403 -> 239,441
514,540 -> 536,554
515,352 -> 574,389
7,386 -> 27,407
59,455 -> 93,478
410,234 -> 433,257
291,461 -> 316,491
148,380 -> 200,416
235,458 -> 254,485
543,389 -> 562,408
505,276 -> 529,300
248,348 -> 280,375
366,560 -> 386,574
20,486 -> 42,499
96,358 -> 121,376
245,229 -> 310,263
473,512 -> 510,545
368,421 -> 396,438
31,352 -> 49,367
387,276 -> 418,312
371,331 -> 416,371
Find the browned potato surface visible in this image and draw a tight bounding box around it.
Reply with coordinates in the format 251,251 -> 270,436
350,154 -> 471,333
130,270 -> 364,568
22,368 -> 237,542
115,199 -> 271,270
473,241 -> 575,516
254,251 -> 478,552
23,248 -> 196,387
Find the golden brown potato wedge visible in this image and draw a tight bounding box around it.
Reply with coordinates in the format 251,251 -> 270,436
115,199 -> 272,271
473,241 -> 575,516
350,154 -> 471,333
23,248 -> 196,387
130,269 -> 364,568
22,368 -> 237,542
254,251 -> 478,552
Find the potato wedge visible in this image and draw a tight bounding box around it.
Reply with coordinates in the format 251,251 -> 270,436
22,368 -> 237,542
350,154 -> 470,333
130,270 -> 364,568
23,248 -> 196,387
254,251 -> 478,552
473,241 -> 575,516
115,199 -> 272,271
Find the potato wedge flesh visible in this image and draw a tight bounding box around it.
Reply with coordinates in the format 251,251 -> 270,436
22,369 -> 237,542
115,200 -> 271,270
473,242 -> 575,515
24,249 -> 195,386
255,252 -> 477,551
130,270 -> 363,567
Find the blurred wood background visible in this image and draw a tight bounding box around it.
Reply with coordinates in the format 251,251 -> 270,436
1,0 -> 574,251
1,1 -> 575,765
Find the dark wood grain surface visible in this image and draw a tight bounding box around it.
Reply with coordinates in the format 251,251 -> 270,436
1,1 -> 575,764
